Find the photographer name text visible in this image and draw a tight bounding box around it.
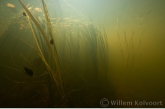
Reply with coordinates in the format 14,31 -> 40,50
110,100 -> 162,106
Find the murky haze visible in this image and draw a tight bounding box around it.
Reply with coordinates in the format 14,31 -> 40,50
0,0 -> 165,107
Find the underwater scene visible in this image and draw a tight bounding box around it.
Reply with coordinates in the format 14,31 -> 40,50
0,0 -> 165,108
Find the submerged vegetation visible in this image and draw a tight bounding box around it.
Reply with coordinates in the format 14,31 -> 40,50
0,0 -> 110,107
0,0 -> 165,108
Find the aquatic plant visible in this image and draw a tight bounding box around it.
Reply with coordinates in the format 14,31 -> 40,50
19,0 -> 64,98
116,24 -> 144,73
0,0 -> 110,107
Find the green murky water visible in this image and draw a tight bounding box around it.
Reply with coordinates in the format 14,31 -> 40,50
0,0 -> 165,108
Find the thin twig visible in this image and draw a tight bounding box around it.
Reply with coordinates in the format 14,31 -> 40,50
13,35 -> 38,53
20,53 -> 33,66
8,50 -> 18,68
5,76 -> 26,84
31,89 -> 41,99
0,64 -> 22,72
